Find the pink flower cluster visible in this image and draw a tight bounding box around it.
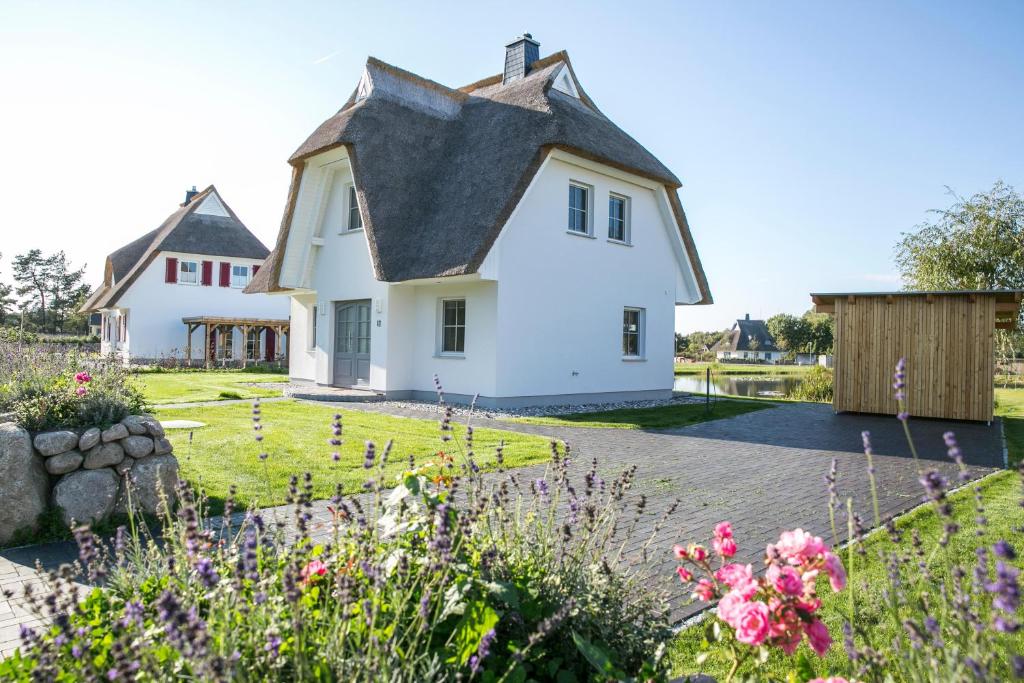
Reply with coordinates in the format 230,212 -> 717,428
673,523 -> 846,657
74,371 -> 92,397
301,559 -> 328,584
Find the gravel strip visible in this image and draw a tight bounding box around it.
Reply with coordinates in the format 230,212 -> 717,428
368,393 -> 708,420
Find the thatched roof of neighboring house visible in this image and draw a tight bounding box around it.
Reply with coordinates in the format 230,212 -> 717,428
81,186 -> 270,312
246,47 -> 711,303
712,316 -> 781,353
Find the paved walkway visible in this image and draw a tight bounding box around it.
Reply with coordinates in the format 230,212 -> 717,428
0,401 -> 1004,656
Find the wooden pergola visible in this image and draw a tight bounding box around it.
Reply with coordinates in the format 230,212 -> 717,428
183,316 -> 290,369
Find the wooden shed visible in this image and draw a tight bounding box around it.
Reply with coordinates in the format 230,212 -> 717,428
811,290 -> 1024,422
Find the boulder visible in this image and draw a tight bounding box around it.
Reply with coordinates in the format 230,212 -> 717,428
153,437 -> 173,456
84,442 -> 124,469
115,456 -> 135,475
118,454 -> 179,515
122,435 -> 154,459
45,449 -> 84,475
52,468 -> 119,526
0,423 -> 49,544
101,423 -> 128,442
78,427 -> 101,451
120,415 -> 149,436
33,430 -> 79,456
142,416 -> 165,439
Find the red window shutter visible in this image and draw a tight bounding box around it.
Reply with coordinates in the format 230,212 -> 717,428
219,262 -> 230,287
201,261 -> 213,286
252,264 -> 260,274
165,257 -> 178,283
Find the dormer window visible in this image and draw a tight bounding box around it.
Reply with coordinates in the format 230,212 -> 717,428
347,185 -> 363,231
568,183 -> 590,235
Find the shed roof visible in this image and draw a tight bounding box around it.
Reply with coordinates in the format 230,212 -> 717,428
245,49 -> 711,302
811,290 -> 1024,330
81,186 -> 270,312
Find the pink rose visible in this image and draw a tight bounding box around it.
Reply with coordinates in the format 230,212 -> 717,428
767,564 -> 804,597
692,578 -> 715,602
689,544 -> 708,562
715,563 -> 757,598
716,590 -> 748,628
300,559 -> 327,584
74,371 -> 92,384
676,566 -> 693,583
823,552 -> 846,591
772,529 -> 826,564
673,544 -> 688,560
714,521 -> 733,539
776,628 -> 802,655
75,386 -> 87,397
734,600 -> 770,646
805,618 -> 832,656
714,536 -> 738,558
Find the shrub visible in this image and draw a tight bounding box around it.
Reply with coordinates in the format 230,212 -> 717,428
788,365 -> 833,402
0,342 -> 145,430
1,393 -> 673,681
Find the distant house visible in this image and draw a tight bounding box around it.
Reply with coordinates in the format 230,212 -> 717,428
712,314 -> 782,363
80,186 -> 289,363
246,34 -> 712,407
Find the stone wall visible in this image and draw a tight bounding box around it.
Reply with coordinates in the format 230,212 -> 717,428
0,416 -> 179,544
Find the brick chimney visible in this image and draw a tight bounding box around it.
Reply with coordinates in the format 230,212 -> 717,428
183,185 -> 199,206
503,33 -> 540,84
745,313 -> 750,321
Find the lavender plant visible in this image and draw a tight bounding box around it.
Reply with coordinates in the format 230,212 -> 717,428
0,380 -> 671,681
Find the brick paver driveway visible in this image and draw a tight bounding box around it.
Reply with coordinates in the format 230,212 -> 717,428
0,400 -> 1004,655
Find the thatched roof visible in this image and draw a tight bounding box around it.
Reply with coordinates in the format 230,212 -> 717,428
246,50 -> 710,303
712,317 -> 781,353
81,186 -> 270,312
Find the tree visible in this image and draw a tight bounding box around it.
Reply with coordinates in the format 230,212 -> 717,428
675,332 -> 687,354
804,311 -> 834,355
895,181 -> 1024,291
12,249 -> 52,327
766,314 -> 812,353
0,254 -> 15,326
10,249 -> 90,333
46,251 -> 89,333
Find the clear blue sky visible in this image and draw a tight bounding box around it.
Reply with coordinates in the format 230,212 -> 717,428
2,1 -> 1022,333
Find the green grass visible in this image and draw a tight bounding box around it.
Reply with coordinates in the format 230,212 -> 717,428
996,387 -> 1024,467
667,470 -> 1023,680
675,362 -> 818,376
154,400 -> 554,514
511,399 -> 769,430
137,371 -> 288,405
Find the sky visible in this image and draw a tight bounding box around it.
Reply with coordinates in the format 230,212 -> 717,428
1,1 -> 1022,333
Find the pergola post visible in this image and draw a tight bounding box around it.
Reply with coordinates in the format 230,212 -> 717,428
185,323 -> 193,368
240,324 -> 249,369
203,322 -> 211,369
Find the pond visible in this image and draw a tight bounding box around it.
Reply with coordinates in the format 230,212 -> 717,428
673,374 -> 804,399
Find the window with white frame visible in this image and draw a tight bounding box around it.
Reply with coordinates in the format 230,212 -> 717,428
440,299 -> 466,355
245,328 -> 260,360
608,193 -> 629,243
231,264 -> 250,288
622,307 -> 644,358
217,328 -> 233,360
567,183 -> 590,234
347,185 -> 362,231
179,260 -> 198,285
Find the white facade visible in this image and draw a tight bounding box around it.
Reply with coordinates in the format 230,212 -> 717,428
99,250 -> 288,361
278,147 -> 704,408
716,350 -> 783,364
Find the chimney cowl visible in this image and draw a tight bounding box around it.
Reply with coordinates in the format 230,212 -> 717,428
183,185 -> 199,206
745,313 -> 750,321
503,33 -> 540,84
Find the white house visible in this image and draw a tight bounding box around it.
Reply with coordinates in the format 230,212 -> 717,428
246,35 -> 712,407
711,315 -> 783,364
81,186 -> 289,363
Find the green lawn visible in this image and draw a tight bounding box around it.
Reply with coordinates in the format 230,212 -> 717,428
512,400 -> 769,430
155,400 -> 554,514
675,362 -> 817,376
668,387 -> 1024,680
137,370 -> 288,405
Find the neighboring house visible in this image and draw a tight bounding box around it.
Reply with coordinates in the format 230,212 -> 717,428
246,34 -> 712,408
81,186 -> 289,362
712,315 -> 783,363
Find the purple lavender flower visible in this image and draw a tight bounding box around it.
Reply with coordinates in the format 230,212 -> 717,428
893,358 -> 907,401
994,540 -> 1017,560
264,631 -> 282,657
988,561 -> 1021,614
363,441 -> 376,469
469,629 -> 497,673
194,556 -> 220,589
1012,655 -> 1024,678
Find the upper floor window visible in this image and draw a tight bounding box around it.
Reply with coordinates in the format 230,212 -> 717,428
568,183 -> 589,234
348,185 -> 362,231
231,264 -> 251,288
179,260 -> 198,285
608,194 -> 629,243
622,307 -> 644,358
441,299 -> 466,355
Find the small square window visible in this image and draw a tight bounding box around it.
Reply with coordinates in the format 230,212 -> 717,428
568,184 -> 589,234
622,307 -> 644,358
179,261 -> 198,285
348,185 -> 362,231
231,264 -> 250,288
608,194 -> 629,242
441,299 -> 466,354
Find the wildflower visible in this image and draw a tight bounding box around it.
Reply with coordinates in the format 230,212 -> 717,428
893,357 -> 906,401
994,540 -> 1017,560
264,630 -> 282,658
194,557 -> 219,589
469,629 -> 496,673
988,561 -> 1021,615
301,559 -> 328,584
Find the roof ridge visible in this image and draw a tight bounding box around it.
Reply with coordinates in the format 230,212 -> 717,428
458,50 -> 570,93
365,56 -> 468,103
